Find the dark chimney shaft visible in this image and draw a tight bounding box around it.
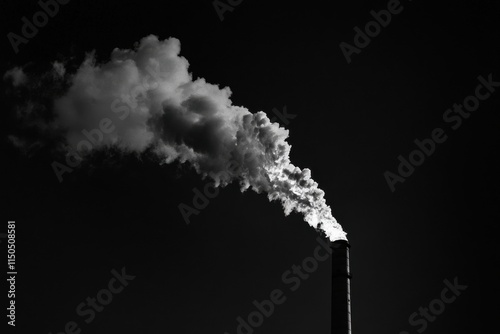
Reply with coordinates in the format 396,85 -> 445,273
330,240 -> 351,334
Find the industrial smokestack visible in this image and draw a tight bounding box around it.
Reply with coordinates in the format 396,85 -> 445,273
331,240 -> 351,334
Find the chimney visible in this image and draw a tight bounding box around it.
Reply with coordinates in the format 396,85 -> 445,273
331,240 -> 351,334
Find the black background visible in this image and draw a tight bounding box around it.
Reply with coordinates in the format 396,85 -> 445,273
1,0 -> 499,333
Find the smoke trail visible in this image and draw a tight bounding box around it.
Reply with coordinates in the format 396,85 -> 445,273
5,35 -> 347,241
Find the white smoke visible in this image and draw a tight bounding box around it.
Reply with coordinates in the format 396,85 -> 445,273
6,35 -> 347,241
4,67 -> 27,87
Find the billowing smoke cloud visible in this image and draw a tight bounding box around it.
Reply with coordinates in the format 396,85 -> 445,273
6,35 -> 347,241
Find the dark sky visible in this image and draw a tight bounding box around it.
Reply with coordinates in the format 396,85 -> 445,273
2,1 -> 499,334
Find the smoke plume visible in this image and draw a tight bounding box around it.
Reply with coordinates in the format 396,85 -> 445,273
5,35 -> 347,241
